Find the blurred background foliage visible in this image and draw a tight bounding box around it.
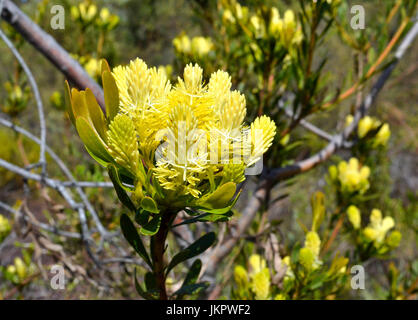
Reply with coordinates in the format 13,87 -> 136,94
0,0 -> 416,299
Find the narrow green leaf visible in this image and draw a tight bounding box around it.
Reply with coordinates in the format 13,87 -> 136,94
196,182 -> 236,210
85,146 -> 110,167
135,209 -> 150,226
140,215 -> 161,236
196,189 -> 241,214
108,165 -> 136,212
166,232 -> 216,275
174,283 -> 209,298
196,211 -> 233,222
144,272 -> 157,291
100,58 -> 111,74
85,88 -> 107,140
141,197 -> 159,214
102,71 -> 119,121
183,259 -> 202,286
134,268 -> 155,300
71,88 -> 89,120
120,214 -> 152,268
64,81 -> 76,127
76,117 -> 113,163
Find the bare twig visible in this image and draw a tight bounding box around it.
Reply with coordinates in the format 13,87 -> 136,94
0,0 -> 105,109
0,200 -> 81,239
0,25 -> 46,175
282,107 -> 334,142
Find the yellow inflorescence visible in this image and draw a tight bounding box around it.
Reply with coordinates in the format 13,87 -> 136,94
173,34 -> 213,58
347,205 -> 361,229
109,59 -> 276,198
329,158 -> 370,194
234,254 -> 271,300
0,214 -> 11,242
363,209 -> 395,244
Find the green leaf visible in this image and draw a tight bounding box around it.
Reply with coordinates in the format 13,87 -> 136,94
173,283 -> 208,299
135,209 -> 150,226
141,197 -> 159,214
64,81 -> 76,127
195,189 -> 241,214
76,117 -> 113,163
134,268 -> 155,300
108,165 -> 136,212
166,232 -> 216,275
100,59 -> 111,74
85,146 -> 110,167
139,215 -> 161,236
102,71 -> 119,121
120,214 -> 152,268
196,211 -> 233,222
144,272 -> 157,291
196,182 -> 236,210
85,88 -> 107,140
182,259 -> 202,287
71,88 -> 89,120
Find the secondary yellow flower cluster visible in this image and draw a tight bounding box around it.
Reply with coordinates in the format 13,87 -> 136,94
1,81 -> 31,117
68,59 -> 276,205
0,214 -> 11,243
346,115 -> 391,147
234,254 -> 271,300
222,2 -> 248,24
4,257 -> 36,284
222,2 -> 302,48
299,231 -> 322,271
347,205 -> 401,250
269,8 -> 303,47
173,34 -> 214,59
71,0 -> 97,25
71,1 -> 119,31
328,158 -> 370,195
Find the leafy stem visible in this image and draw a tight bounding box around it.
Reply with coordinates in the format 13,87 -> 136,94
150,209 -> 177,300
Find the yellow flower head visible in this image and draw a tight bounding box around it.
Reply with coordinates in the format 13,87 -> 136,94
364,209 -> 395,244
347,205 -> 361,229
299,247 -> 315,271
305,231 -> 321,257
71,0 -> 97,24
335,158 -> 370,194
270,9 -> 302,47
251,268 -> 270,300
250,15 -> 265,38
374,123 -> 390,147
173,33 -> 191,55
0,214 -> 11,242
14,257 -> 26,280
358,116 -> 381,138
191,37 -> 213,58
68,59 -> 276,209
234,265 -> 249,289
249,254 -> 266,275
345,114 -> 354,127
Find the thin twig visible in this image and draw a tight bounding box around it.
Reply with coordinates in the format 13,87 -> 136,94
0,26 -> 46,175
0,0 -> 105,109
